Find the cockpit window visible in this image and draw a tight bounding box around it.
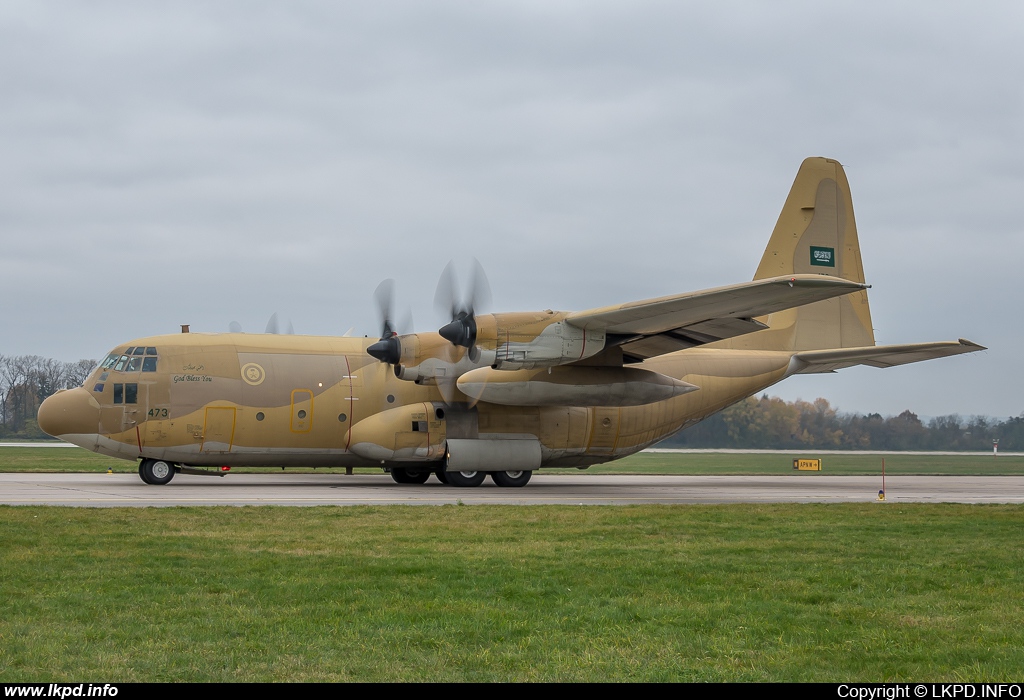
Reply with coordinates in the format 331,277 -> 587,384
102,347 -> 156,371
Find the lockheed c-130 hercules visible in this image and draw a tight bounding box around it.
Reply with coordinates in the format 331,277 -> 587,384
38,157 -> 983,487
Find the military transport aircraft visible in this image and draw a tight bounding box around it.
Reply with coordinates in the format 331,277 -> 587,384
37,157 -> 983,487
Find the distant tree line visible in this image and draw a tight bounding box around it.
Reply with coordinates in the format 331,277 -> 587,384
0,355 -> 96,438
661,394 -> 1024,451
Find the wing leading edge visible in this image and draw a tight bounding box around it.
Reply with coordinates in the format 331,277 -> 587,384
566,274 -> 868,361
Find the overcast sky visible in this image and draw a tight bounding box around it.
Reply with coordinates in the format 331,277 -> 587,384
2,1 -> 1021,419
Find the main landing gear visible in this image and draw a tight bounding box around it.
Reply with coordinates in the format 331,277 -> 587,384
139,458 -> 176,485
489,470 -> 531,488
390,467 -> 431,484
390,467 -> 532,488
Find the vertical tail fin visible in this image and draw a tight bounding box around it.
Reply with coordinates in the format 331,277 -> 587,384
730,157 -> 875,352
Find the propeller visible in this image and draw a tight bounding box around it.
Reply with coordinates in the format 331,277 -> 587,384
367,279 -> 411,364
435,258 -> 492,361
264,313 -> 295,335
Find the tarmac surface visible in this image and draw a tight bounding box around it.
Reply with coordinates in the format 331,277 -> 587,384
2,472 -> 1024,507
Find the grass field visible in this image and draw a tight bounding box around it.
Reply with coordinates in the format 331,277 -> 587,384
2,504 -> 1023,681
2,444 -> 1023,475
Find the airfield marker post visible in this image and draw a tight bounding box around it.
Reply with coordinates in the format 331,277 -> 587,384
878,458 -> 886,501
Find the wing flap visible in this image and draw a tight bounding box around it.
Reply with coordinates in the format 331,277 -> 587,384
790,339 -> 985,374
611,318 -> 772,361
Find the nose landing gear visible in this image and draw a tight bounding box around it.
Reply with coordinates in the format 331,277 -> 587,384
138,459 -> 176,485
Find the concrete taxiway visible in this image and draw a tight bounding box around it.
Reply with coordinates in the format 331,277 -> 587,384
2,473 -> 1023,507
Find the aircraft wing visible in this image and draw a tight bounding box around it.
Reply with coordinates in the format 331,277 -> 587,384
789,339 -> 986,374
566,274 -> 868,361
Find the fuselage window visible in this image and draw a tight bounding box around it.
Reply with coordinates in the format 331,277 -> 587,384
125,383 -> 138,404
125,347 -> 136,355
101,353 -> 121,370
142,357 -> 157,372
145,347 -> 158,356
127,357 -> 143,372
93,383 -> 104,393
113,384 -> 123,404
132,347 -> 145,356
113,355 -> 130,371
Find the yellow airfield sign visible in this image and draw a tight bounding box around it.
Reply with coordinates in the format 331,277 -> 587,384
793,458 -> 822,471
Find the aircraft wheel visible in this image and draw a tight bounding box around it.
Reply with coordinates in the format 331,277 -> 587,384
434,469 -> 449,485
446,470 -> 486,488
140,459 -> 175,485
391,468 -> 431,484
490,470 -> 532,488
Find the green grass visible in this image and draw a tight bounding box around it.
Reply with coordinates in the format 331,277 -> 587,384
3,445 -> 1022,475
2,504 -> 1022,681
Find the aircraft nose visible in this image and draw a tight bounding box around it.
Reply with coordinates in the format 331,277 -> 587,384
37,387 -> 100,438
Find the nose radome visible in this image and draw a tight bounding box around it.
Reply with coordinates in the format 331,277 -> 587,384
37,387 -> 100,438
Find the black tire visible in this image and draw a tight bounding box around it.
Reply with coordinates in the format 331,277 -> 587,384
391,468 -> 431,484
490,470 -> 532,488
446,470 -> 486,487
434,469 -> 449,485
140,459 -> 175,485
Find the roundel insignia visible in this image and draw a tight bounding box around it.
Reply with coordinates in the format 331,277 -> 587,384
241,363 -> 266,386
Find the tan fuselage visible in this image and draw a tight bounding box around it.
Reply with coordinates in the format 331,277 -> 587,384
39,331 -> 794,469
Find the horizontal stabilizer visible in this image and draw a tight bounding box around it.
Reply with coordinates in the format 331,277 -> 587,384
789,339 -> 985,374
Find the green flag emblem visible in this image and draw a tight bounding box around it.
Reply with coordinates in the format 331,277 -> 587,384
810,246 -> 835,267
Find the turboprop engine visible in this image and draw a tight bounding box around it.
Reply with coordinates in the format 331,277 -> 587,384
371,312 -> 610,385
456,365 -> 699,407
462,311 -> 607,370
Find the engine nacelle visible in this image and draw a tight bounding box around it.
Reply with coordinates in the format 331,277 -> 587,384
477,312 -> 606,370
388,332 -> 496,384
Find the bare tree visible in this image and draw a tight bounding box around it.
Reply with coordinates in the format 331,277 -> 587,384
0,355 -> 11,426
64,359 -> 97,389
33,357 -> 67,404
